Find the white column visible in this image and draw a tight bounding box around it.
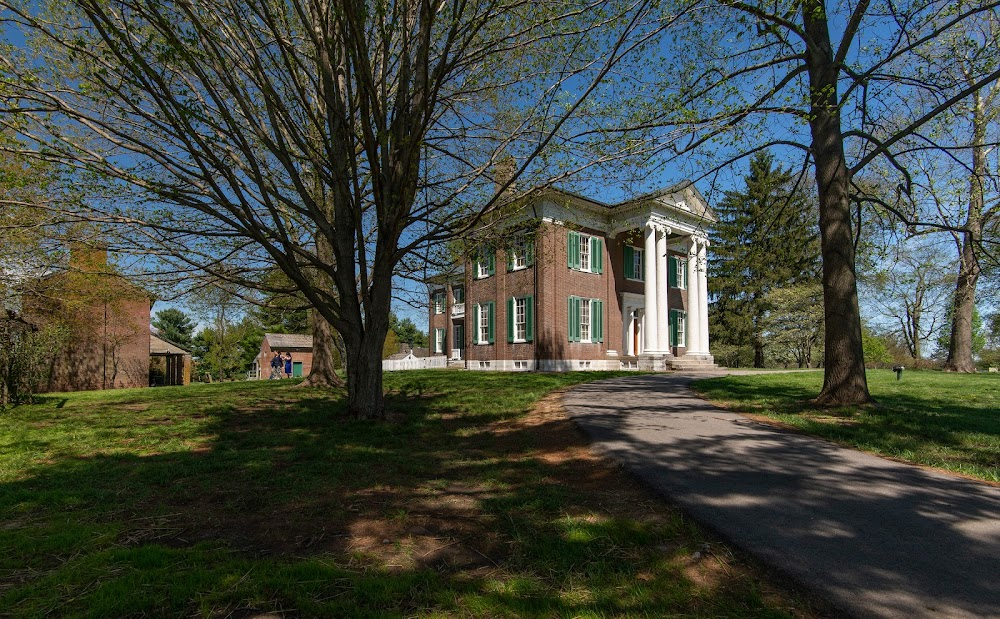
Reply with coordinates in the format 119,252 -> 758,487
655,227 -> 670,353
698,237 -> 710,356
686,236 -> 701,355
643,223 -> 658,353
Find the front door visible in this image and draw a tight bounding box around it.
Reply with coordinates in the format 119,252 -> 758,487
453,323 -> 465,358
633,313 -> 641,356
292,361 -> 303,378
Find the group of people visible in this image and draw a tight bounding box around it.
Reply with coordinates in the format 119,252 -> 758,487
269,351 -> 294,379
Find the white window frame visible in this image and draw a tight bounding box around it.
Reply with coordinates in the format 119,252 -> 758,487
580,299 -> 591,343
512,239 -> 528,271
677,259 -> 688,290
452,286 -> 464,303
433,291 -> 445,314
478,304 -> 490,345
627,247 -> 643,281
434,328 -> 445,353
477,253 -> 491,279
677,310 -> 686,347
514,297 -> 526,342
579,234 -> 591,272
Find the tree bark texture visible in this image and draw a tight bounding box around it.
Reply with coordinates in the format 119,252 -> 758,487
300,309 -> 344,388
802,1 -> 873,405
944,92 -> 986,373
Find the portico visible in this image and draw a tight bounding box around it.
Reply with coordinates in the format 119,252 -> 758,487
622,219 -> 712,369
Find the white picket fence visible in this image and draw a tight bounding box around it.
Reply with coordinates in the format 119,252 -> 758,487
382,355 -> 449,372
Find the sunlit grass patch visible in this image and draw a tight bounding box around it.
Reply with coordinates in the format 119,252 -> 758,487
694,370 -> 1000,482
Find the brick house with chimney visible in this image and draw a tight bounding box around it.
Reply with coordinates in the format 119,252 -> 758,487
428,182 -> 716,371
22,246 -> 153,391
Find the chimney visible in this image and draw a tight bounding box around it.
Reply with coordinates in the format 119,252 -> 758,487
494,155 -> 516,199
68,242 -> 108,272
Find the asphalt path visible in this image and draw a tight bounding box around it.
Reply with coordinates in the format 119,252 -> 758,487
562,373 -> 1000,619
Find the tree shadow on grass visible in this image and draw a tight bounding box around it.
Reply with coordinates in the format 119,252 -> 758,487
564,374 -> 1000,619
0,378 -> 796,618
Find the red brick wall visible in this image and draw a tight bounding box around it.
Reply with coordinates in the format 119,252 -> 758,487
26,274 -> 151,392
428,286 -> 450,354
448,222 -> 697,365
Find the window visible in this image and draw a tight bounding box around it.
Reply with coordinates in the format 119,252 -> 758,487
669,256 -> 688,289
476,248 -> 495,279
434,328 -> 445,353
567,231 -> 603,274
433,290 -> 445,314
475,302 -> 495,344
567,296 -> 603,343
506,296 -> 534,343
507,238 -> 534,271
452,286 -> 464,303
624,246 -> 643,281
670,309 -> 687,347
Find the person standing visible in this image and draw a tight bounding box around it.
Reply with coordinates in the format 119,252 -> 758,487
269,352 -> 283,379
284,352 -> 293,379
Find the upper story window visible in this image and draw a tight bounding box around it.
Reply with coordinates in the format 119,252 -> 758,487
475,248 -> 495,279
668,255 -> 688,289
624,246 -> 643,281
452,286 -> 465,304
567,231 -> 603,274
507,238 -> 535,271
432,290 -> 446,314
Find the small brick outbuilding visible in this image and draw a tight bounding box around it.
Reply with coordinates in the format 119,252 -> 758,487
252,333 -> 313,379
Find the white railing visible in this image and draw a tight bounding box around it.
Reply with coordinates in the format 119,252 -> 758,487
382,355 -> 449,372
451,302 -> 465,317
450,349 -> 462,360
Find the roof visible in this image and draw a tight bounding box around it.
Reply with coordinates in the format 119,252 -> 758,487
265,332 -> 313,350
150,333 -> 191,356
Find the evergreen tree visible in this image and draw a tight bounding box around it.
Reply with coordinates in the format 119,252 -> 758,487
151,308 -> 196,349
709,151 -> 820,368
388,312 -> 427,349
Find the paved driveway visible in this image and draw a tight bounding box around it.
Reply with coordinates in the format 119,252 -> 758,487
562,373 -> 1000,619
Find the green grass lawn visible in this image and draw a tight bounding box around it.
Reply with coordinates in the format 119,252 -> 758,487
0,372 -> 818,618
693,370 -> 1000,483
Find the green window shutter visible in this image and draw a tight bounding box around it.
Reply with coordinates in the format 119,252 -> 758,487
592,237 -> 603,274
487,302 -> 495,344
568,296 -> 579,342
488,250 -> 495,276
593,299 -> 603,342
668,255 -> 677,288
473,304 -> 480,343
507,248 -> 514,272
525,295 -> 534,342
567,231 -> 579,270
526,240 -> 535,266
624,245 -> 633,277
507,297 -> 514,343
473,257 -> 481,280
670,309 -> 678,347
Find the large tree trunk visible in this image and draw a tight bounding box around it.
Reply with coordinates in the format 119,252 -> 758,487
802,1 -> 873,405
345,325 -> 388,420
753,338 -> 765,368
944,92 -> 986,373
300,309 -> 344,388
944,234 -> 981,372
